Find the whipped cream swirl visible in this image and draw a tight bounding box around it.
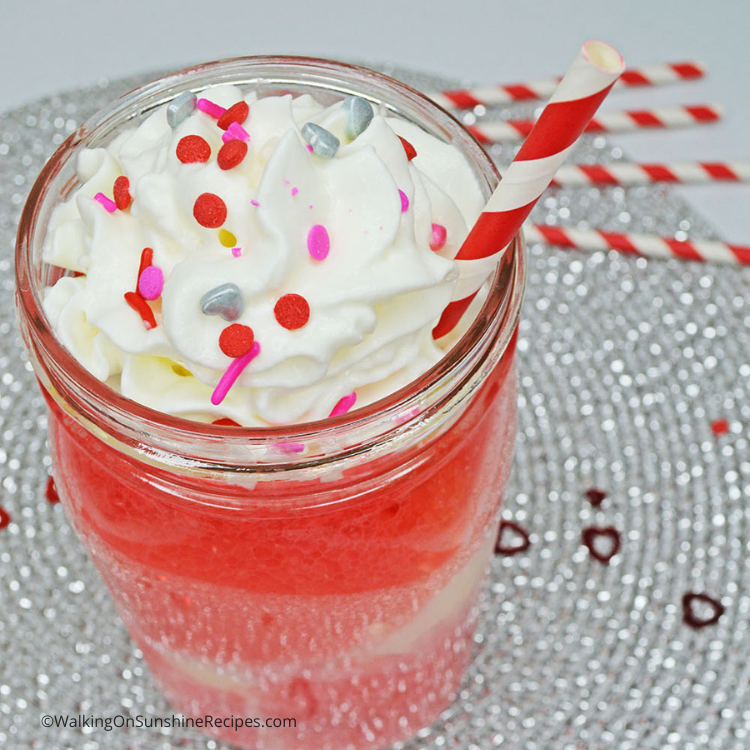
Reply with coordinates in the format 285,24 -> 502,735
42,85 -> 485,425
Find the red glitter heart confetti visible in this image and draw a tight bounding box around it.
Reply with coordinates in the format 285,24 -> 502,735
219,324 -> 255,358
585,488 -> 607,507
113,176 -> 132,210
494,520 -> 531,555
217,101 -> 250,131
274,293 -> 310,330
0,506 -> 10,530
45,476 -> 60,504
217,139 -> 248,170
176,135 -> 211,164
582,526 -> 620,564
193,193 -> 227,228
682,592 -> 725,629
398,135 -> 417,160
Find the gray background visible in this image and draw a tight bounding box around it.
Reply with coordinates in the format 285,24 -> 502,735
1,0 -> 749,243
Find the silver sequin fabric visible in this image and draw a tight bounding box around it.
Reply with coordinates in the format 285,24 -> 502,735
1,66 -> 749,750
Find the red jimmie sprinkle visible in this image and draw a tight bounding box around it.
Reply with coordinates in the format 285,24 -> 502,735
193,193 -> 227,228
113,176 -> 132,209
124,291 -> 157,329
217,139 -> 248,170
711,419 -> 730,435
219,324 -> 255,358
217,101 -> 250,131
45,476 -> 61,504
176,135 -> 211,164
0,506 -> 10,530
274,293 -> 310,330
137,248 -> 154,290
398,136 -> 417,161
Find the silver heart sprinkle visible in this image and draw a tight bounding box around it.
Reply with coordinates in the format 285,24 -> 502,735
343,96 -> 374,140
166,92 -> 197,129
301,122 -> 340,159
200,283 -> 244,322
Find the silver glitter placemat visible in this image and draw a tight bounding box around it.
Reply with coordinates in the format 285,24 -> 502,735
1,66 -> 749,750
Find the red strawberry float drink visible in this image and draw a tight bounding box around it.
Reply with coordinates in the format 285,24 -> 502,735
16,57 -> 524,750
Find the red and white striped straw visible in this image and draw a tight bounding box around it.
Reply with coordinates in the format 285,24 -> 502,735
526,224 -> 750,266
467,104 -> 723,143
429,61 -> 705,109
550,160 -> 750,187
433,41 -> 625,340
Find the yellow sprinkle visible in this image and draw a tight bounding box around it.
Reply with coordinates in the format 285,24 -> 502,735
171,363 -> 191,377
219,229 -> 237,247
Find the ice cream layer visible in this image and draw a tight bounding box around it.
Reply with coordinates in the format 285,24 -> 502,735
42,85 -> 485,425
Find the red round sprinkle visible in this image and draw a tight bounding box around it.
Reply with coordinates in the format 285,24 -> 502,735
217,101 -> 250,131
219,324 -> 255,358
711,419 -> 730,436
274,294 -> 310,330
0,506 -> 10,530
217,139 -> 248,170
398,136 -> 417,161
45,476 -> 61,504
212,417 -> 242,427
113,175 -> 132,209
177,135 -> 211,164
193,193 -> 227,228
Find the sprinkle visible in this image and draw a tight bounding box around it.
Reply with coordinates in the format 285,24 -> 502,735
211,341 -> 260,405
0,506 -> 11,530
581,526 -> 620,565
398,136 -> 417,160
226,121 -> 250,141
584,488 -> 606,507
682,592 -> 725,629
113,176 -> 132,210
200,283 -> 244,322
94,192 -> 117,213
215,139 -> 248,171
330,392 -> 357,417
250,199 -> 260,207
275,442 -> 305,454
301,122 -> 340,159
274,293 -> 310,330
124,291 -> 157,329
137,248 -> 154,286
138,265 -> 164,300
197,98 -> 226,119
219,323 -> 255,358
305,144 -> 314,153
166,92 -> 197,128
398,189 -> 409,212
194,193 -> 227,228
231,247 -> 242,258
343,96 -> 374,139
45,476 -> 61,504
213,417 -> 242,427
176,135 -> 211,164
494,520 -> 531,555
218,229 -> 237,247
307,224 -> 330,260
291,187 -> 299,197
711,419 -> 730,435
217,101 -> 250,131
430,223 -> 447,251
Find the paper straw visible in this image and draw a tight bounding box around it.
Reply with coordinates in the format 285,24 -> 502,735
526,224 -> 750,266
467,104 -> 723,143
429,61 -> 705,109
550,160 -> 750,187
433,40 -> 625,340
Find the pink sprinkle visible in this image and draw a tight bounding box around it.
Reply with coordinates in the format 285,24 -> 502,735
291,187 -> 299,196
211,341 -> 260,405
138,265 -> 164,300
305,144 -> 314,153
399,189 -> 409,213
307,224 -> 330,260
221,130 -> 233,143
231,247 -> 242,258
275,442 -> 305,454
330,392 -> 357,417
94,193 -> 117,213
197,98 -> 226,119
250,199 -> 260,207
395,406 -> 421,425
430,223 -> 447,251
227,122 -> 250,141
283,178 -> 290,185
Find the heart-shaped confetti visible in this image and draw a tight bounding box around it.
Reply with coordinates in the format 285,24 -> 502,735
200,283 -> 244,322
582,526 -> 620,564
682,592 -> 725,629
494,520 -> 531,556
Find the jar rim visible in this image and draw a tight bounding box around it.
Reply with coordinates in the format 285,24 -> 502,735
15,55 -> 525,471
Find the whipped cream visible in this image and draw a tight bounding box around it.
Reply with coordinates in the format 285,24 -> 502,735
42,84 -> 485,425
